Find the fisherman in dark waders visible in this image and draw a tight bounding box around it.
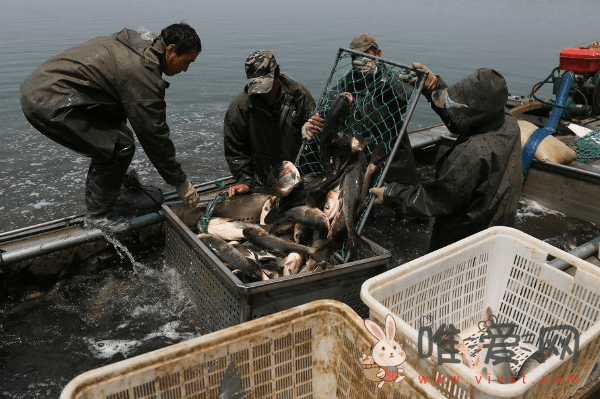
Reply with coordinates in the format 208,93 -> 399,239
20,23 -> 202,228
223,50 -> 320,197
370,67 -> 523,251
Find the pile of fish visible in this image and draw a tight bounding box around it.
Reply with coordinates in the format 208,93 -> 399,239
195,93 -> 388,284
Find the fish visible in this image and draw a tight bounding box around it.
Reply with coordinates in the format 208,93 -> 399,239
330,133 -> 371,158
266,161 -> 302,197
515,352 -> 540,380
203,217 -> 255,242
340,151 -> 370,258
298,257 -> 334,273
259,196 -> 276,225
196,233 -> 263,282
242,226 -> 316,256
233,243 -> 277,263
293,222 -> 311,244
265,205 -> 330,233
327,207 -> 347,244
322,184 -> 342,220
282,252 -> 304,276
218,360 -> 251,399
320,93 -> 353,175
267,155 -> 351,218
470,307 -> 513,384
360,141 -> 387,203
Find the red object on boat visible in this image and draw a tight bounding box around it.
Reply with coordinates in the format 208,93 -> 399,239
559,42 -> 600,75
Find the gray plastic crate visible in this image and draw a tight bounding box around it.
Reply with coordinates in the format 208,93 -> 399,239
162,199 -> 390,333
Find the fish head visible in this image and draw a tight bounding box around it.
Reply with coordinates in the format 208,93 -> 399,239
275,161 -> 301,197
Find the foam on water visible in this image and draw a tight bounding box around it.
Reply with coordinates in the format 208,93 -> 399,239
516,199 -> 567,219
86,338 -> 142,360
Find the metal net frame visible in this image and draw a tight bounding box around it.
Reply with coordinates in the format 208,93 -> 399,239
295,48 -> 426,258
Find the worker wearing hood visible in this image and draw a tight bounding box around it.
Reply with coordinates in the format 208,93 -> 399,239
370,67 -> 522,251
20,23 -> 202,223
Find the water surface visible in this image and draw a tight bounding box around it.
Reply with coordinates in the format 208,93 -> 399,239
1,1 -> 600,397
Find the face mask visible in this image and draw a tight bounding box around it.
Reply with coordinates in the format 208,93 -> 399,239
444,92 -> 470,126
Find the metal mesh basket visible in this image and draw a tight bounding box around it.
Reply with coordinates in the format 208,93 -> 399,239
163,202 -> 390,334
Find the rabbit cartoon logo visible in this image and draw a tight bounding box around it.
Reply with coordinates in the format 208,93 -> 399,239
361,314 -> 406,389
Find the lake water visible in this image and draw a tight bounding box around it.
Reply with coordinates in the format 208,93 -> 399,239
2,0 -> 599,232
1,0 -> 600,397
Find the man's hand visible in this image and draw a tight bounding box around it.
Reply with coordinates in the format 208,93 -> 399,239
176,180 -> 200,208
353,56 -> 377,76
412,62 -> 437,90
227,183 -> 250,198
369,187 -> 385,205
301,113 -> 324,141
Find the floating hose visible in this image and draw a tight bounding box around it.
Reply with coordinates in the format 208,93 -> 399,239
522,71 -> 575,180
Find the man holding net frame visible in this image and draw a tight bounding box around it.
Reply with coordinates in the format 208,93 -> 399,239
303,34 -> 423,186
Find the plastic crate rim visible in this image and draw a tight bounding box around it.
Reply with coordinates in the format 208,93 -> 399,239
60,300 -> 356,399
361,226 -> 600,298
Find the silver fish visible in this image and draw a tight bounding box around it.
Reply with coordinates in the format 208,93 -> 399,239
320,93 -> 354,175
197,233 -> 263,282
471,307 -> 513,384
203,217 -> 256,242
266,161 -> 302,197
243,226 -> 316,256
282,252 -> 304,276
323,184 -> 342,220
265,205 -> 330,233
360,141 -> 387,204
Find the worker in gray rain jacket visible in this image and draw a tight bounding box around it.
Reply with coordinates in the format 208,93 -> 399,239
370,66 -> 523,251
20,23 -> 202,224
223,50 -> 318,197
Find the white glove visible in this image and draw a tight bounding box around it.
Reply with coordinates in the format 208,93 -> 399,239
176,180 -> 200,208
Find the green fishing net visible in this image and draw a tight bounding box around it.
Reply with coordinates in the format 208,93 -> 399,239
294,48 -> 425,259
296,48 -> 424,185
572,129 -> 600,163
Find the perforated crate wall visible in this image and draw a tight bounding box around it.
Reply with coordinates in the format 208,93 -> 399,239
361,226 -> 600,399
61,301 -> 445,399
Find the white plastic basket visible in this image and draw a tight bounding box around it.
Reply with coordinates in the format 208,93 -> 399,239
60,300 -> 445,399
361,226 -> 600,399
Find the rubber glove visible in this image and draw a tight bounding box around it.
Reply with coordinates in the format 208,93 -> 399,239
227,183 -> 250,198
412,62 -> 438,90
369,187 -> 385,205
353,56 -> 377,76
176,180 -> 200,208
301,113 -> 324,141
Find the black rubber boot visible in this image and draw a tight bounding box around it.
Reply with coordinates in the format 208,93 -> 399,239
111,170 -> 164,217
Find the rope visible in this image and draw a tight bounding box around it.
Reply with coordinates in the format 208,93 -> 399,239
199,179 -> 228,232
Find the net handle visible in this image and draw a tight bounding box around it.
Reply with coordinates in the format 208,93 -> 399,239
346,67 -> 428,262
